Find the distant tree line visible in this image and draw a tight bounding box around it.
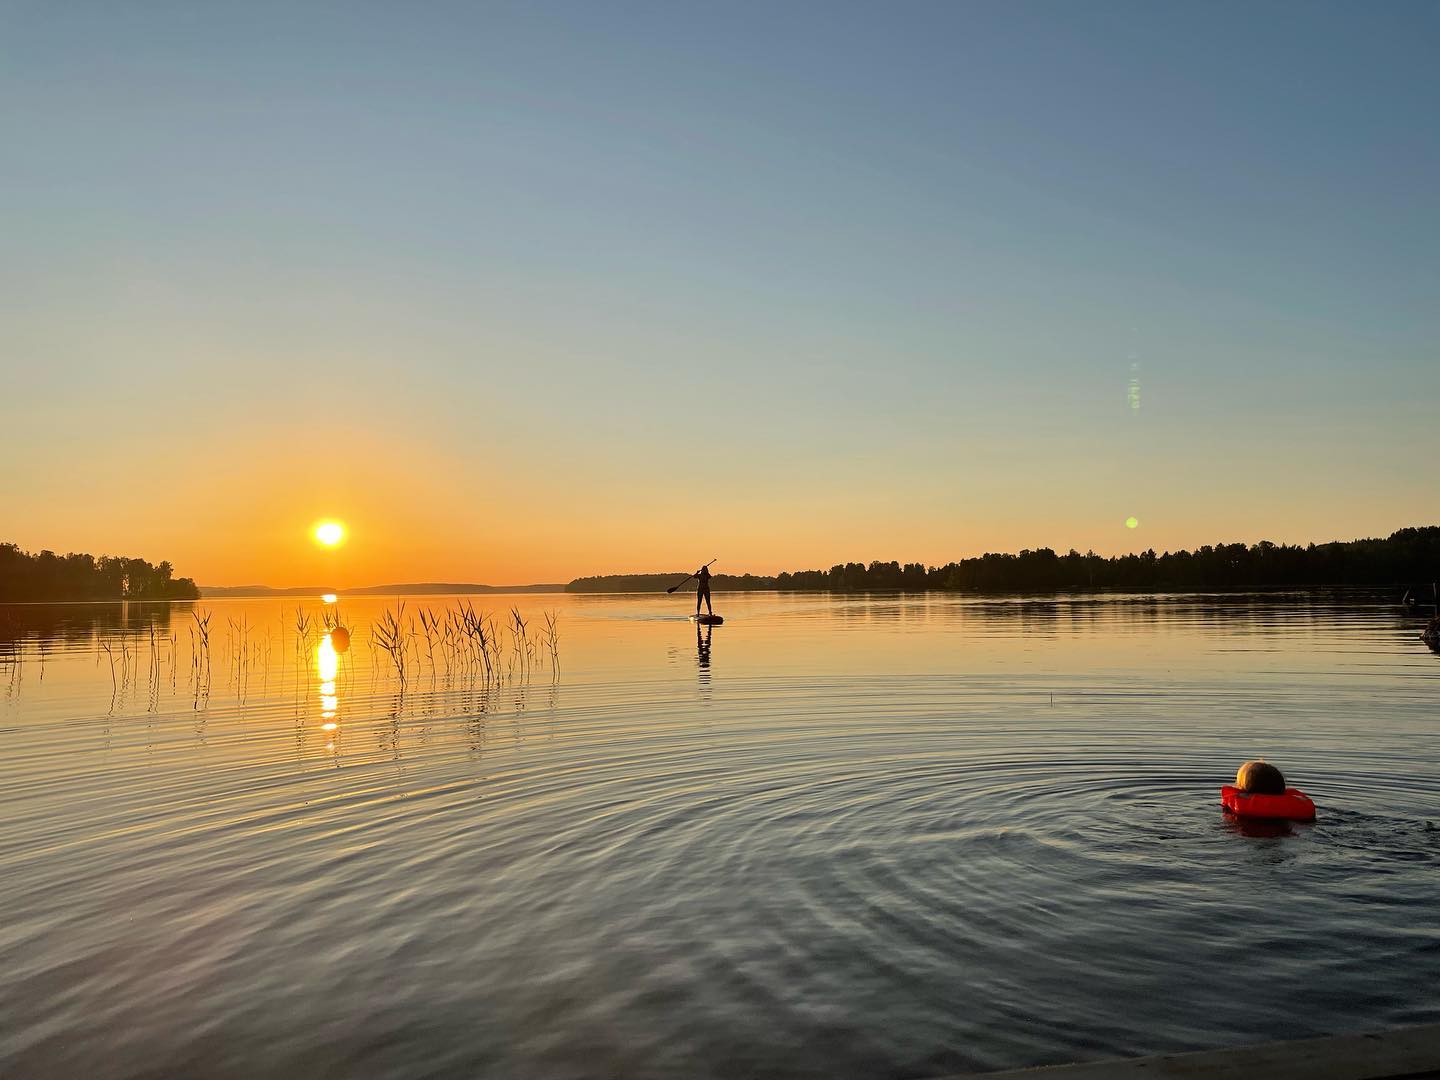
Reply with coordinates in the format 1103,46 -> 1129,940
0,543 -> 200,602
567,527 -> 1440,594
566,573 -> 784,593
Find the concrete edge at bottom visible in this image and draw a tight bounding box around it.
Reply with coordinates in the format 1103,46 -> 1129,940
954,1023 -> 1440,1080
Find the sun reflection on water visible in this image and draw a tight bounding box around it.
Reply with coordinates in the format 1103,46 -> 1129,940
317,634 -> 341,726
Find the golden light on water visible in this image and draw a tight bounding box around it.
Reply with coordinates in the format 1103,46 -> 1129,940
317,636 -> 339,682
317,635 -> 340,721
313,521 -> 346,548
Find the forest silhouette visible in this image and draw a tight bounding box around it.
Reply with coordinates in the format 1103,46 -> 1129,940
6,529 -> 1436,602
0,543 -> 200,602
568,527 -> 1440,594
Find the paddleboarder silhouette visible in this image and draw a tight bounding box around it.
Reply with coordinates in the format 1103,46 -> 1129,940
695,563 -> 713,617
667,558 -> 718,619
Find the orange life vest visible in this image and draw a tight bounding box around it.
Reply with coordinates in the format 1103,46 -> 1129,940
1221,785 -> 1315,821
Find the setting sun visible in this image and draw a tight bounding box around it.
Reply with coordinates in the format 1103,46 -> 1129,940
313,521 -> 346,548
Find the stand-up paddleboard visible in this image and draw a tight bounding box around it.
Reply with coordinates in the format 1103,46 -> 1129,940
691,614 -> 724,625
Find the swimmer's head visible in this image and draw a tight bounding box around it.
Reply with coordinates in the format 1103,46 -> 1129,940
1235,760 -> 1287,795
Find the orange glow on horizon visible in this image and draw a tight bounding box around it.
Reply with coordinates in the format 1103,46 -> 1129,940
8,440 -> 1414,590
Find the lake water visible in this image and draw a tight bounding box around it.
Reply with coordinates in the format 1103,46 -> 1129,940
2,591 -> 1438,1078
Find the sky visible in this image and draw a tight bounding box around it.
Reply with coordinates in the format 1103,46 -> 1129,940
2,1 -> 1437,586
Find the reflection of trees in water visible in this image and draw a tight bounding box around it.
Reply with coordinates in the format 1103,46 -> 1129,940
0,603 -> 195,713
817,590 -> 1422,643
0,601 -> 185,650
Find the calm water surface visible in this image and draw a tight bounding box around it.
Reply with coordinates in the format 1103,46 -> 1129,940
2,591 -> 1438,1077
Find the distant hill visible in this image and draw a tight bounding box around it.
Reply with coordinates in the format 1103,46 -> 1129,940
200,582 -> 566,598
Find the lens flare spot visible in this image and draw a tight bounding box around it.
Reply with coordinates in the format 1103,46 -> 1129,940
1126,516 -> 1140,529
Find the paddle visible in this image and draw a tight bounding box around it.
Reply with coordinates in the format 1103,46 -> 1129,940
667,558 -> 717,594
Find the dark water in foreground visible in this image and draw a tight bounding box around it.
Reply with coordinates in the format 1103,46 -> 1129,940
2,591 -> 1438,1078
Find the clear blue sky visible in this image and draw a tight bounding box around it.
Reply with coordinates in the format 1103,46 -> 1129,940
3,1 -> 1437,583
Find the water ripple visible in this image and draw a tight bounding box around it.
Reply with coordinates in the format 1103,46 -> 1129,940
1,593 -> 1437,1077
